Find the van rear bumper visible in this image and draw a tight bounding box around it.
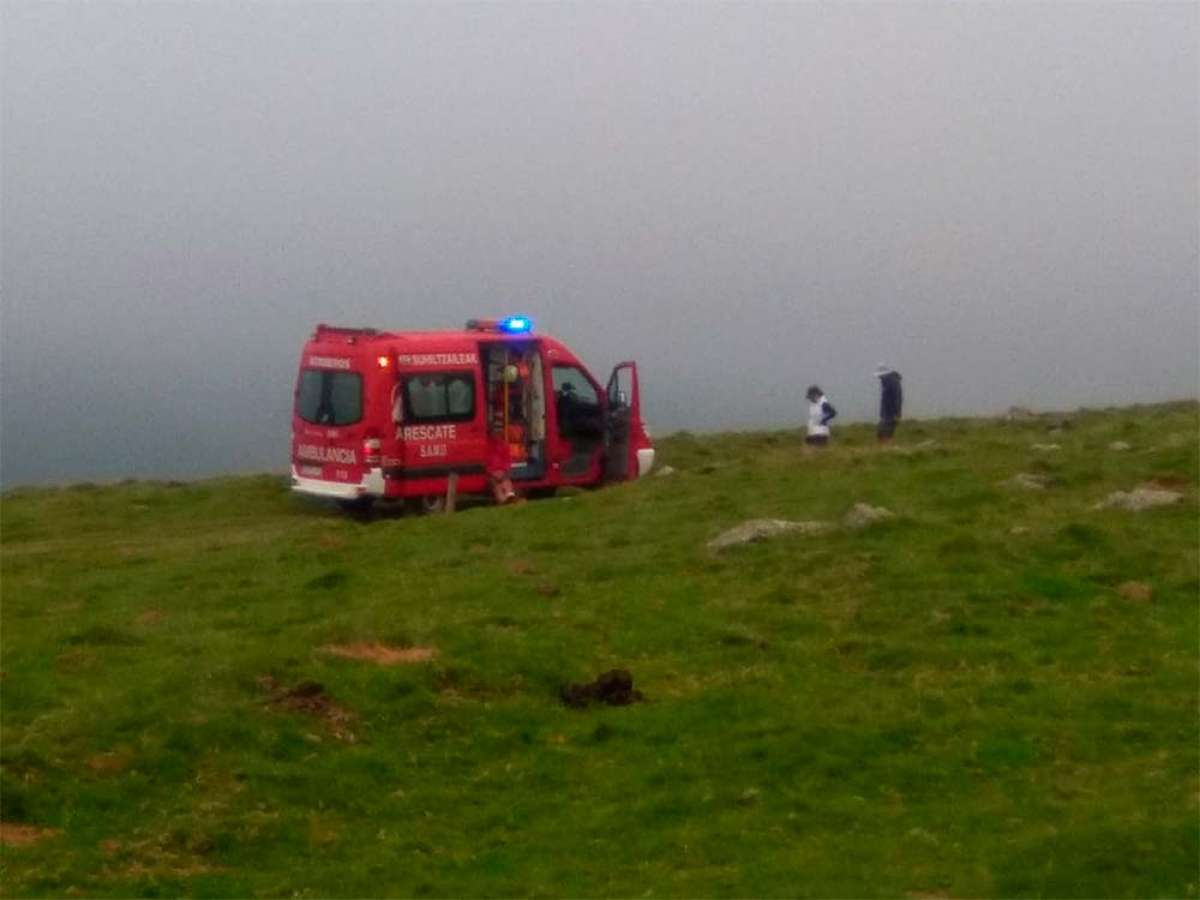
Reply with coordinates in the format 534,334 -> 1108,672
636,448 -> 656,478
290,465 -> 386,500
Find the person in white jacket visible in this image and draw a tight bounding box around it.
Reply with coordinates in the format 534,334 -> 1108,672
805,385 -> 837,447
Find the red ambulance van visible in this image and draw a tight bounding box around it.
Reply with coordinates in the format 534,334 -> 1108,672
290,317 -> 653,509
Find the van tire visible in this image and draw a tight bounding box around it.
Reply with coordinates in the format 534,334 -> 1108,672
526,487 -> 557,500
337,497 -> 374,514
406,495 -> 445,515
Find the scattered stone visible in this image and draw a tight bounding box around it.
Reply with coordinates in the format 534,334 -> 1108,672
1097,487 -> 1183,511
1108,441 -> 1132,452
844,503 -> 895,529
1031,443 -> 1061,452
322,643 -> 437,666
1117,581 -> 1154,603
0,823 -> 59,846
560,669 -> 643,708
1003,473 -> 1051,490
1009,526 -> 1030,535
655,465 -> 677,477
707,519 -> 832,551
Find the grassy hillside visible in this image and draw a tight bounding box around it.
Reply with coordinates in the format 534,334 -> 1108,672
2,403 -> 1197,898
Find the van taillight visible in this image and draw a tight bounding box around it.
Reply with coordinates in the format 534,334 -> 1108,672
363,435 -> 381,466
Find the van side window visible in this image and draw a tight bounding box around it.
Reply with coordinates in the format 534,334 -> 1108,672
551,366 -> 599,405
552,365 -> 603,438
403,373 -> 475,423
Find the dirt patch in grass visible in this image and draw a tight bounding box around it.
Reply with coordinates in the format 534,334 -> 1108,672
1146,476 -> 1190,490
86,752 -> 133,776
102,858 -> 216,881
509,559 -> 536,576
1117,581 -> 1154,603
135,609 -> 166,625
259,676 -> 357,742
97,831 -> 220,879
55,649 -> 97,672
0,822 -> 59,846
561,669 -> 644,708
322,643 -> 437,665
304,570 -> 348,590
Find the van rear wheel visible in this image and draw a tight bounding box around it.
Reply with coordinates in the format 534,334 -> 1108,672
405,495 -> 445,515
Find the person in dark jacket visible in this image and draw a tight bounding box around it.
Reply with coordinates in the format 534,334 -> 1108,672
874,365 -> 903,442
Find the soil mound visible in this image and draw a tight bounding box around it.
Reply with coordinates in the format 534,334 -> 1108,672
561,669 -> 644,708
259,676 -> 357,742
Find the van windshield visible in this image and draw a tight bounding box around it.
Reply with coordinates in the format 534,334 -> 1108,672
296,369 -> 363,426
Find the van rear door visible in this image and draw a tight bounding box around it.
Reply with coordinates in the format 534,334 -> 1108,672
293,357 -> 372,487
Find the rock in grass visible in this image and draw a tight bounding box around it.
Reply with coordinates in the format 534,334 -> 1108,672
1098,487 -> 1182,511
707,519 -> 832,551
1117,581 -> 1154,603
1031,443 -> 1062,452
655,465 -> 677,477
843,503 -> 895,529
1108,441 -> 1132,452
1003,473 -> 1051,490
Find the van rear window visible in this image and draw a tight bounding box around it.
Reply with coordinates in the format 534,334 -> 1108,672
296,369 -> 362,426
403,373 -> 475,423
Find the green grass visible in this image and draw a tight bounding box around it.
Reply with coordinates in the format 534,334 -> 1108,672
2,402 -> 1197,898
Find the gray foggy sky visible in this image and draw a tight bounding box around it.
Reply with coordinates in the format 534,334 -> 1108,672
2,1 -> 1197,485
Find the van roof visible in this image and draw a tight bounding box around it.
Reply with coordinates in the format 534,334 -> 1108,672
306,324 -> 579,363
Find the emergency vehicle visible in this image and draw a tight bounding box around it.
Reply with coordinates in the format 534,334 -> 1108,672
290,316 -> 654,510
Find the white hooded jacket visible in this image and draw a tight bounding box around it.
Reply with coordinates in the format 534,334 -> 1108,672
807,394 -> 837,436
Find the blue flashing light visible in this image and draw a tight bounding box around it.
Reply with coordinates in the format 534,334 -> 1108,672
499,315 -> 533,334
